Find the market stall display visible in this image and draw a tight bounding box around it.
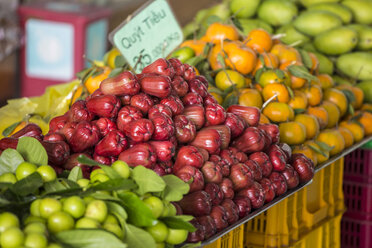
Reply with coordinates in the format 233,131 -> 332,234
0,0 -> 371,247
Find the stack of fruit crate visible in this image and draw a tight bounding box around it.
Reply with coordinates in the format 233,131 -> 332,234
244,158 -> 345,248
342,147 -> 372,248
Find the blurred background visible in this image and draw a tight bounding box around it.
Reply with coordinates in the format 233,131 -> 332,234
0,0 -> 219,106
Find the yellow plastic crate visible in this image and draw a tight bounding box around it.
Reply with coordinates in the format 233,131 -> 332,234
323,158 -> 345,217
245,159 -> 345,248
204,224 -> 244,248
290,211 -> 344,248
245,194 -> 298,247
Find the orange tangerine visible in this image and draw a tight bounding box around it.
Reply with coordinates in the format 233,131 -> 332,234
224,41 -> 257,75
239,88 -> 263,108
308,52 -> 319,74
262,83 -> 290,103
279,122 -> 307,145
263,102 -> 295,123
340,121 -> 365,142
301,85 -> 323,107
289,90 -> 308,110
316,129 -> 345,156
361,103 -> 372,112
292,144 -> 318,166
85,67 -> 111,94
323,88 -> 348,117
279,61 -> 307,89
305,140 -> 329,164
356,111 -> 372,136
270,43 -> 302,65
258,69 -> 290,87
338,127 -> 354,148
259,113 -> 271,124
180,40 -> 207,56
317,74 -> 334,90
307,106 -> 329,129
294,114 -> 320,140
204,23 -> 239,44
321,101 -> 340,128
336,85 -> 364,110
244,29 -> 273,54
252,53 -> 279,75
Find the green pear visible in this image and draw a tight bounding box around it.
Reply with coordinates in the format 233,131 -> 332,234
342,0 -> 372,25
347,24 -> 372,51
293,10 -> 342,36
313,52 -> 334,75
314,26 -> 358,55
357,81 -> 372,103
230,0 -> 261,18
308,2 -> 352,24
276,24 -> 310,46
238,18 -> 274,35
258,0 -> 298,27
300,0 -> 340,7
337,52 -> 372,80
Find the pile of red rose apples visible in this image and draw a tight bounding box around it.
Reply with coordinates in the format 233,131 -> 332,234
0,58 -> 315,242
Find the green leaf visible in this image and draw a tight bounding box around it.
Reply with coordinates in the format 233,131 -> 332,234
231,16 -> 243,32
207,87 -> 224,96
341,89 -> 356,105
98,165 -> 122,180
89,179 -> 137,192
16,137 -> 48,166
77,155 -> 102,167
124,224 -> 156,248
114,55 -> 126,68
217,54 -> 226,68
307,144 -> 327,158
10,172 -> 43,196
287,85 -> 294,99
254,67 -> 265,83
298,49 -> 313,70
68,167 -> 83,182
274,69 -> 285,80
132,166 -> 166,196
348,104 -> 355,116
161,175 -> 190,202
184,56 -> 205,67
222,92 -> 238,109
0,182 -> 12,190
315,141 -> 334,152
294,108 -> 306,115
175,215 -> 194,222
76,68 -> 91,80
118,192 -> 156,227
2,121 -> 22,137
160,216 -> 196,232
222,84 -> 235,97
44,180 -> 68,193
288,65 -> 318,82
55,229 -> 127,248
0,149 -> 24,175
202,42 -> 212,57
107,201 -> 128,222
205,15 -> 222,27
108,68 -> 124,78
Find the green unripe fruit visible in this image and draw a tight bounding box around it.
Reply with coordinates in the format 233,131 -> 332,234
0,212 -> 19,233
90,169 -> 105,179
85,200 -> 108,223
47,212 -> 74,233
0,173 -> 17,184
165,228 -> 188,245
37,165 -> 57,182
62,196 -> 86,219
258,0 -> 298,27
230,0 -> 261,18
15,162 -> 37,180
104,214 -> 119,225
75,217 -> 100,229
30,199 -> 42,217
0,227 -> 24,248
111,160 -> 131,179
143,196 -> 164,219
24,232 -> 48,248
47,243 -> 62,248
77,178 -> 90,188
24,216 -> 46,225
103,223 -> 124,239
39,198 -> 62,219
90,173 -> 109,183
24,222 -> 47,234
146,221 -> 169,242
